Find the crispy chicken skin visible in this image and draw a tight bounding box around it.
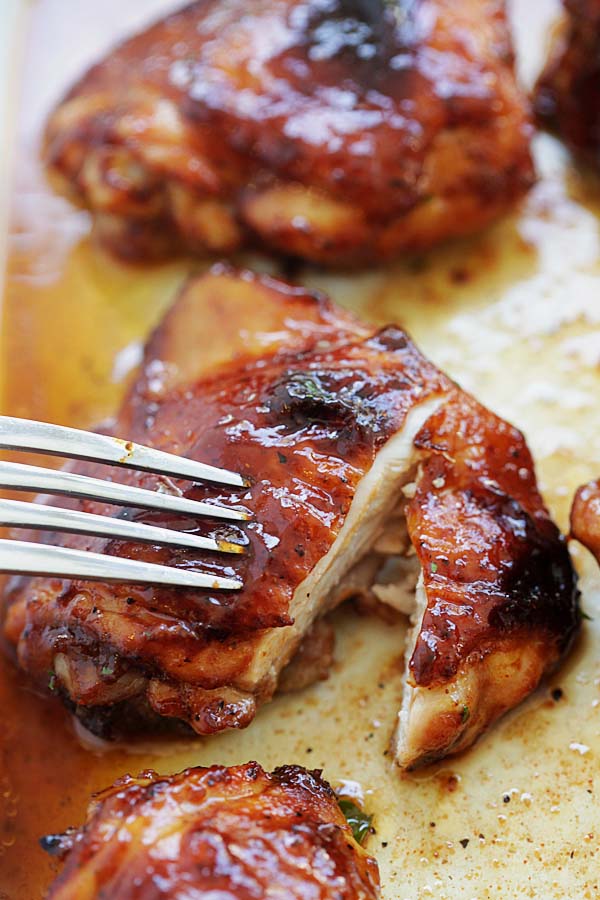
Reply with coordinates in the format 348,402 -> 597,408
2,267 -> 579,767
571,479 -> 600,560
42,762 -> 380,900
43,0 -> 534,266
535,0 -> 600,169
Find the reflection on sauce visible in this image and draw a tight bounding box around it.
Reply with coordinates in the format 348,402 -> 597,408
3,217 -> 184,430
0,650 -> 144,898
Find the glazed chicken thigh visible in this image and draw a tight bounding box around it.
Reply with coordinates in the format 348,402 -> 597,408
43,762 -> 380,899
535,0 -> 600,170
43,0 -> 534,265
2,267 -> 579,768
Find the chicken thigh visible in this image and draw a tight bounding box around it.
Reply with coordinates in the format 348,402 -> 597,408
43,762 -> 380,900
571,478 -> 600,560
535,0 -> 600,170
2,267 -> 579,767
44,0 -> 534,265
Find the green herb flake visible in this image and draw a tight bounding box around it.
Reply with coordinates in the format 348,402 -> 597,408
582,611 -> 593,621
460,705 -> 470,724
302,377 -> 325,400
430,562 -> 438,574
337,798 -> 373,846
277,452 -> 288,464
101,665 -> 115,677
48,671 -> 57,693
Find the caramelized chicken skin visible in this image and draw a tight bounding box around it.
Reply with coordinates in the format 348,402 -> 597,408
43,762 -> 380,900
44,0 -> 534,265
2,267 -> 579,767
535,0 -> 600,169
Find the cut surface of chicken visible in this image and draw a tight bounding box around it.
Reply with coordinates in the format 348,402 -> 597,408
43,762 -> 380,900
535,0 -> 600,170
43,0 -> 534,265
1,267 -> 579,767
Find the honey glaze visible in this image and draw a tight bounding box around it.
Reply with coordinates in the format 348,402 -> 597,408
3,1 -> 600,899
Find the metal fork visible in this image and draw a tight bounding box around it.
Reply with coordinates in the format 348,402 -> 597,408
0,416 -> 250,590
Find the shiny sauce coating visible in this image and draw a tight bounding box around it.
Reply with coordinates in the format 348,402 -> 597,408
44,763 -> 380,900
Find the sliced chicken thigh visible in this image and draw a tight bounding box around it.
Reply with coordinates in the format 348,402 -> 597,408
2,268 -> 579,766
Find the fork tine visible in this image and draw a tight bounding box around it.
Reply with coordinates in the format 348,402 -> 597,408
0,539 -> 242,589
0,499 -> 245,554
0,461 -> 250,522
0,416 -> 249,488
